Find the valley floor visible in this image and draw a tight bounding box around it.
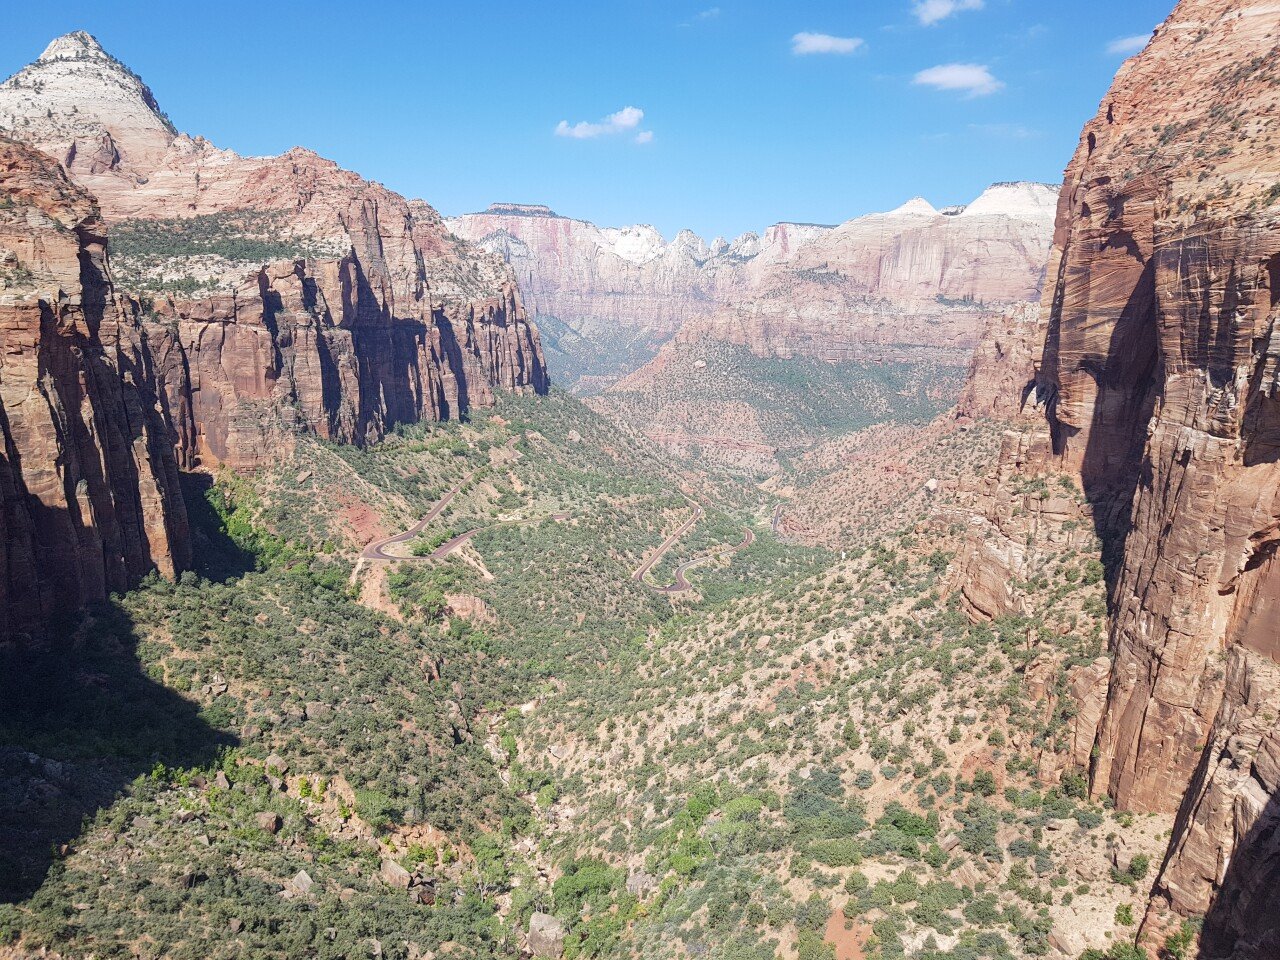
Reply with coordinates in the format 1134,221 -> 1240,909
0,392 -> 1175,960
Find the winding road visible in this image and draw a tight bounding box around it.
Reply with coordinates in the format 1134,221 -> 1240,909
361,481 -> 471,560
360,437 -> 519,562
631,503 -> 704,584
649,526 -> 755,594
358,436 -> 752,596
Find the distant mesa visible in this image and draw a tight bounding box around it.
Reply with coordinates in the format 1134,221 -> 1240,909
482,203 -> 561,218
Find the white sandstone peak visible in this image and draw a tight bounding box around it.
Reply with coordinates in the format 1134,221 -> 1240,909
962,182 -> 1058,219
886,197 -> 940,218
601,225 -> 667,264
39,31 -> 107,63
0,32 -> 177,172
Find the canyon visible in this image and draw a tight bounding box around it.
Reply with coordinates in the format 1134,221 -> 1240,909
0,1 -> 1278,957
449,185 -> 1056,470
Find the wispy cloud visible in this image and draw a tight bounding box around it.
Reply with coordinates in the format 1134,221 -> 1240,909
913,63 -> 1003,97
969,122 -> 1043,140
1106,33 -> 1150,56
555,106 -> 650,142
792,32 -> 864,55
913,0 -> 983,26
680,7 -> 721,27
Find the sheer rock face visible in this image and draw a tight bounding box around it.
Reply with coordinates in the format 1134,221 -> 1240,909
690,184 -> 1057,364
956,303 -> 1042,421
141,256 -> 538,470
447,205 -> 805,342
0,32 -> 547,468
0,138 -> 188,637
1016,0 -> 1280,949
449,184 -> 1056,373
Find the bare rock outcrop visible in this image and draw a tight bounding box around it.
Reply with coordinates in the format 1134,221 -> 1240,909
956,302 -> 1042,421
0,137 -> 188,637
0,32 -> 547,468
951,1 -> 1280,953
449,185 -> 1056,391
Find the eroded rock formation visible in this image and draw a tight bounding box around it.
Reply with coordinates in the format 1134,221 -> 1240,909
0,137 -> 188,637
0,32 -> 547,469
449,184 -> 1056,391
956,1 -> 1280,954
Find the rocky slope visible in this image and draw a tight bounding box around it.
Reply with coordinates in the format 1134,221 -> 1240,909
0,32 -> 547,469
955,1 -> 1280,955
0,137 -> 188,637
449,185 -> 1056,391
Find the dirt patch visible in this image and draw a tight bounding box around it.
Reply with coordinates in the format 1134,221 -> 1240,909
825,908 -> 869,960
446,593 -> 496,625
340,499 -> 386,547
354,562 -> 404,620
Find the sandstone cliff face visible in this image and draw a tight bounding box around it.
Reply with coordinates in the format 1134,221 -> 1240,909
449,185 -> 1056,391
0,33 -> 547,468
447,204 -> 793,343
955,1 -> 1280,953
692,185 -> 1057,365
956,303 -> 1042,421
0,138 -> 188,637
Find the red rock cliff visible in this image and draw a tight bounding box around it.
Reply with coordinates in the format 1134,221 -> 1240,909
0,138 -> 188,637
1027,1 -> 1280,953
0,33 -> 548,469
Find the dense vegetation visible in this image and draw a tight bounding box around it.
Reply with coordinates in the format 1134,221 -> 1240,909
110,211 -> 338,293
0,389 -> 1166,960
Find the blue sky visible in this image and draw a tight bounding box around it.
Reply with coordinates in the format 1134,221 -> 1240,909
1,0 -> 1172,239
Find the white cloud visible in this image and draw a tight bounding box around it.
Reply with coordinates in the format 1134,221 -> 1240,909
913,63 -> 1004,97
791,32 -> 864,55
555,106 -> 645,140
696,7 -> 721,20
913,0 -> 983,26
1106,34 -> 1150,56
635,130 -> 654,144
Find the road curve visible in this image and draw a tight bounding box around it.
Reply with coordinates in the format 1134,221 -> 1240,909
360,437 -> 521,562
361,483 -> 468,560
632,504 -> 704,583
650,526 -> 754,594
428,512 -> 571,560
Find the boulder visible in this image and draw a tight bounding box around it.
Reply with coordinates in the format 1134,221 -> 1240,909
380,858 -> 412,889
288,870 -> 313,896
256,812 -> 282,834
527,912 -> 566,958
626,870 -> 656,896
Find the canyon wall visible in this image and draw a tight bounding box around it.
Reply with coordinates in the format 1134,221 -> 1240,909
956,1 -> 1280,954
680,184 -> 1057,365
0,33 -> 547,470
0,32 -> 549,636
0,137 -> 188,637
449,185 -> 1056,391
